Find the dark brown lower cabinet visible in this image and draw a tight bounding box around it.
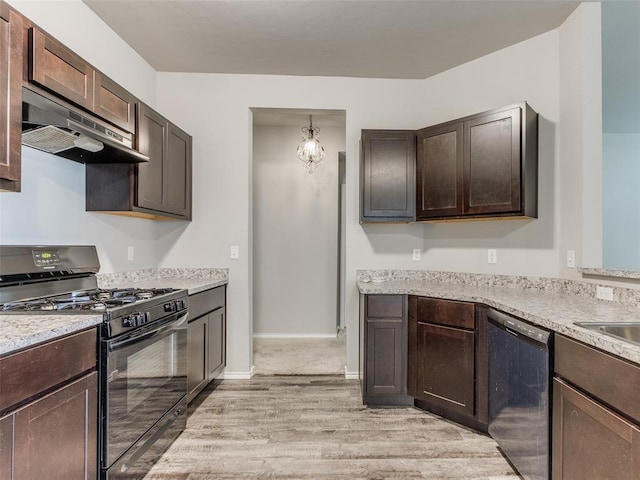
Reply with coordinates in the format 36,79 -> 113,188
187,313 -> 208,401
408,296 -> 487,430
361,294 -> 412,406
1,372 -> 97,480
187,286 -> 226,403
207,308 -> 225,378
553,378 -> 640,479
553,335 -> 640,478
415,322 -> 474,417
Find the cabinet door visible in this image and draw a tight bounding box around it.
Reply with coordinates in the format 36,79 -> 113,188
416,122 -> 463,219
137,103 -> 168,212
29,27 -> 95,111
553,378 -> 640,480
207,308 -> 225,379
0,413 -> 13,479
94,72 -> 136,133
365,318 -> 404,397
362,295 -> 411,406
360,130 -> 415,222
13,372 -> 97,480
187,315 -> 208,402
415,322 -> 475,417
0,4 -> 22,192
463,107 -> 521,215
165,122 -> 192,218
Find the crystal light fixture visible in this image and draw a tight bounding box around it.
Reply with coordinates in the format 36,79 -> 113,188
296,115 -> 325,174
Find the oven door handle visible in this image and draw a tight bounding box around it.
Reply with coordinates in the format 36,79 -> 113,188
108,311 -> 189,352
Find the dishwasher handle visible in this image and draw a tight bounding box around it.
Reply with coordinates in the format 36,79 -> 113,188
487,308 -> 551,345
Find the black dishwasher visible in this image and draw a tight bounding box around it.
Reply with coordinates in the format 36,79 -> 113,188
487,308 -> 553,480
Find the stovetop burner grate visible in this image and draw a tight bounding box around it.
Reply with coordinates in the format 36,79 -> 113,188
1,287 -> 179,313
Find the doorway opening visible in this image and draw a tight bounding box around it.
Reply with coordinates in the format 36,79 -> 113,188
250,108 -> 346,375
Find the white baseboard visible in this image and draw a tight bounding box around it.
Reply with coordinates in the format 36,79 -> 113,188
344,367 -> 360,380
218,366 -> 254,380
253,333 -> 338,339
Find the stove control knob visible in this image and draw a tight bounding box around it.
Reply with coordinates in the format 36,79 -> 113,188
164,302 -> 174,313
138,312 -> 148,325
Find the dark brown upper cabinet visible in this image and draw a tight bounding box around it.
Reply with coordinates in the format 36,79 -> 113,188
85,103 -> 192,220
0,2 -> 23,192
416,103 -> 537,221
28,25 -> 137,135
28,26 -> 95,111
94,72 -> 136,133
137,104 -> 192,219
360,130 -> 416,223
416,122 -> 463,218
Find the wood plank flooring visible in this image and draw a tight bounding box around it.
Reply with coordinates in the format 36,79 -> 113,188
145,376 -> 518,479
253,333 -> 346,375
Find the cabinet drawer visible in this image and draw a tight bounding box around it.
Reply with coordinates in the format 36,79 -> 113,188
555,335 -> 640,423
189,286 -> 226,319
0,328 -> 97,413
417,297 -> 474,330
366,295 -> 404,318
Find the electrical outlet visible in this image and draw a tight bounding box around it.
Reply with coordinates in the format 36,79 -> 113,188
230,246 -> 239,260
596,286 -> 614,301
487,249 -> 497,264
567,250 -> 576,268
412,249 -> 421,261
127,246 -> 134,261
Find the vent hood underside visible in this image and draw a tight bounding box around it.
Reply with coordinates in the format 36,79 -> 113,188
21,88 -> 149,164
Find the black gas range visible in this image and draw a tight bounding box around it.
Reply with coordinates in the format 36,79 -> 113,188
2,285 -> 187,338
0,245 -> 188,479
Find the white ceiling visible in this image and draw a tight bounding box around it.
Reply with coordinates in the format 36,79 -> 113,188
83,0 -> 579,80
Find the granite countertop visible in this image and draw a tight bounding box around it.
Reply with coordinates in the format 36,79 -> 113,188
358,277 -> 640,365
0,313 -> 103,356
97,268 -> 229,295
0,268 -> 229,357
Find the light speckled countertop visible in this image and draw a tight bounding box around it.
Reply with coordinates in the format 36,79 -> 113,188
358,277 -> 640,365
0,268 -> 229,356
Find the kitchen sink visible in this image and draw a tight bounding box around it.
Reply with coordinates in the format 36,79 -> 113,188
574,322 -> 640,346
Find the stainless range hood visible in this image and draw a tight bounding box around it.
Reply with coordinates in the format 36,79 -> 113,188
21,87 -> 149,164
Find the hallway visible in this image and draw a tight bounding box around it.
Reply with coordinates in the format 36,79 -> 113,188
253,332 -> 346,375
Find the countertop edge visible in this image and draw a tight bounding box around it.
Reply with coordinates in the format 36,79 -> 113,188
0,315 -> 103,356
358,280 -> 640,365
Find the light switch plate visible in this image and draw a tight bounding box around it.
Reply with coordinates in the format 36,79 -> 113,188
412,249 -> 421,261
567,250 -> 576,268
487,249 -> 497,264
127,246 -> 134,261
230,246 -> 239,260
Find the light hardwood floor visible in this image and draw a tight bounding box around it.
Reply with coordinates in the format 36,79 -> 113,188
253,332 -> 346,375
145,376 -> 517,479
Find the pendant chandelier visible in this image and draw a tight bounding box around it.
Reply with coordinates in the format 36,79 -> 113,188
297,115 -> 325,174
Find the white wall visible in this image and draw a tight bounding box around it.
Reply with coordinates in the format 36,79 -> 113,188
558,3 -> 602,274
155,28 -> 562,375
603,134 -> 640,269
253,125 -> 345,336
0,0 -> 161,273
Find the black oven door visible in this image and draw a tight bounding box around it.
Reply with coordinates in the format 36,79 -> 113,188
101,311 -> 188,470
